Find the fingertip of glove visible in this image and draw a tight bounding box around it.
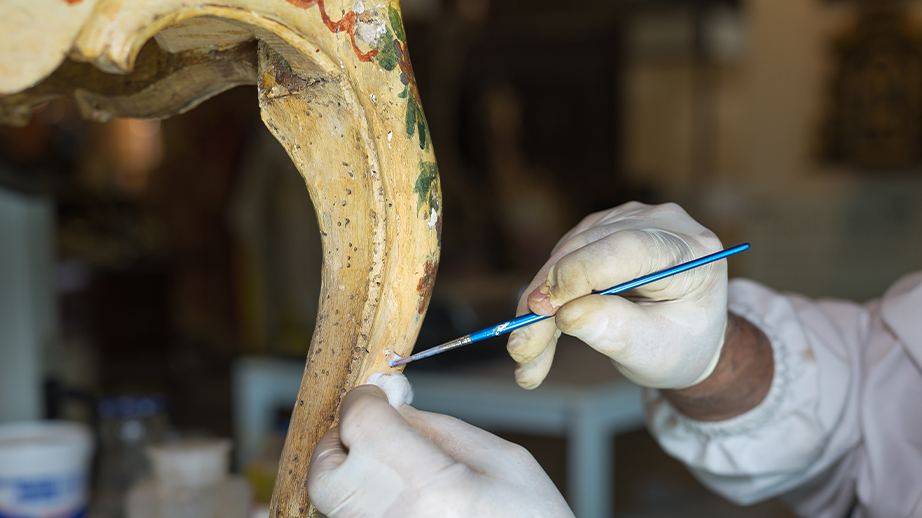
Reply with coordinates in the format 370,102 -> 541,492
529,284 -> 548,302
344,383 -> 388,404
554,300 -> 590,331
514,367 -> 543,390
527,285 -> 560,316
506,329 -> 538,363
554,294 -> 617,340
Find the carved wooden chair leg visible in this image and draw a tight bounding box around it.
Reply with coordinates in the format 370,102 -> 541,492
0,1 -> 440,516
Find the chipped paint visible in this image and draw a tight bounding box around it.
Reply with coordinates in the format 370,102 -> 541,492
284,0 -> 380,62
353,3 -> 387,47
266,57 -> 329,97
415,259 -> 438,314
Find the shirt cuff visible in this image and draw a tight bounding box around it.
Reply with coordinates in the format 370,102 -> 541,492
645,279 -> 826,480
654,297 -> 789,438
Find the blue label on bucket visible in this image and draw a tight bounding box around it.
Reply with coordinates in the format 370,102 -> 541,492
0,473 -> 87,518
0,510 -> 85,518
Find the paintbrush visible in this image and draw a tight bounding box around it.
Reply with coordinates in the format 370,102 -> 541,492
387,243 -> 750,367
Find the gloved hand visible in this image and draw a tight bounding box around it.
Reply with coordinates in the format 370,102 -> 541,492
308,385 -> 573,518
507,202 -> 727,390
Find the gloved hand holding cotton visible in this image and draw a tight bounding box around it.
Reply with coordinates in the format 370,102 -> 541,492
306,372 -> 573,518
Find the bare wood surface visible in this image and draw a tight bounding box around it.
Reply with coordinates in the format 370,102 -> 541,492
0,39 -> 257,125
153,16 -> 255,53
0,1 -> 440,516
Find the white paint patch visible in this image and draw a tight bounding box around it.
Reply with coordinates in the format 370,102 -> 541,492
387,130 -> 393,142
366,371 -> 414,408
427,208 -> 438,229
494,322 -> 511,335
385,350 -> 404,367
354,4 -> 387,47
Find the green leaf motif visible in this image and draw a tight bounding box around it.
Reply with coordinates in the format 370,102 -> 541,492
378,2 -> 431,151
376,26 -> 398,71
414,100 -> 429,150
405,95 -> 417,139
414,161 -> 439,213
389,5 -> 406,44
404,96 -> 430,151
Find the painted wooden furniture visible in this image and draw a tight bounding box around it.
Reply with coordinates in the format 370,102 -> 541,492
0,1 -> 440,516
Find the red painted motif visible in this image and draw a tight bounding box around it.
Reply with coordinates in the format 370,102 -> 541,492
416,260 -> 438,314
394,38 -> 420,105
285,0 -> 379,62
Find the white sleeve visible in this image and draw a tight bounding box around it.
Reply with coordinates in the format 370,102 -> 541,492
645,278 -> 864,510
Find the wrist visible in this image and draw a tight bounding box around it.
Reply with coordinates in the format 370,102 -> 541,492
660,312 -> 773,421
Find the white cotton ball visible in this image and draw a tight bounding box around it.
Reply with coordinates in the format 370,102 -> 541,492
365,371 -> 414,408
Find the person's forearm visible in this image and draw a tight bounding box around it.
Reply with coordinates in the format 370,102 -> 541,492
660,312 -> 773,422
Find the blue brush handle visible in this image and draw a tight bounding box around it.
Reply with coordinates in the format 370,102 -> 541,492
469,243 -> 750,343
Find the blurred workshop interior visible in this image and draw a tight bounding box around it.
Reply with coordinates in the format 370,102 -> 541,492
2,0 -> 922,517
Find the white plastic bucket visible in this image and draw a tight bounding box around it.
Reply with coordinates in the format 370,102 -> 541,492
0,421 -> 94,518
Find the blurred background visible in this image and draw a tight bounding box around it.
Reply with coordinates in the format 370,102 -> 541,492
2,0 -> 922,516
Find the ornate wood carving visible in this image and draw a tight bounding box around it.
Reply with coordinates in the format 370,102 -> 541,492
0,1 -> 441,516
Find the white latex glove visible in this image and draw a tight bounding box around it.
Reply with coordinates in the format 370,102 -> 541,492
307,384 -> 574,518
507,202 -> 728,390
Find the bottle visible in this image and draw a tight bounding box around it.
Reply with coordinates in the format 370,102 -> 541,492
126,438 -> 252,518
92,394 -> 168,518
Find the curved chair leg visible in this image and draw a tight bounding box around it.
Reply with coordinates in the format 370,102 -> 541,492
258,39 -> 441,516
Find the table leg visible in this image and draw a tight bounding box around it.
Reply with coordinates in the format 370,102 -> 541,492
567,413 -> 613,518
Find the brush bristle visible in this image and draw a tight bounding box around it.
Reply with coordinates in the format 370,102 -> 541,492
386,352 -> 407,368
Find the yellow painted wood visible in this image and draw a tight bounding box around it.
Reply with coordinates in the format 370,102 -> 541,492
0,1 -> 441,515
